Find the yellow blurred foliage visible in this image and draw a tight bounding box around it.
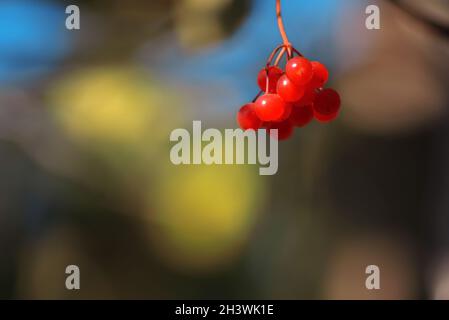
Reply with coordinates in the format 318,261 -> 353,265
151,164 -> 265,273
47,67 -> 172,147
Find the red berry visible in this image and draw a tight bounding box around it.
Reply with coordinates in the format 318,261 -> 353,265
255,94 -> 286,122
237,103 -> 263,130
257,66 -> 283,93
290,104 -> 314,127
295,85 -> 317,107
277,74 -> 305,103
276,103 -> 292,122
314,88 -> 341,114
266,120 -> 294,141
309,61 -> 329,88
314,111 -> 339,123
313,88 -> 341,122
286,57 -> 313,86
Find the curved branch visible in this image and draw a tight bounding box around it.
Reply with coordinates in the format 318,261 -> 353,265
276,0 -> 292,56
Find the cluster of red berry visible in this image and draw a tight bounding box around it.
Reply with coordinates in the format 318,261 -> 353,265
237,48 -> 341,140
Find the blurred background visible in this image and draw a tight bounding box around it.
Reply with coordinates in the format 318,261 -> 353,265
0,0 -> 449,299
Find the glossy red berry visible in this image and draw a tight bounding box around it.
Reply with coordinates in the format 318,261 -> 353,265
286,57 -> 313,86
266,120 -> 294,141
257,66 -> 283,93
277,74 -> 305,103
237,103 -> 263,130
276,103 -> 292,122
309,61 -> 329,88
290,104 -> 314,127
295,85 -> 317,107
255,94 -> 286,122
313,88 -> 341,123
314,111 -> 339,123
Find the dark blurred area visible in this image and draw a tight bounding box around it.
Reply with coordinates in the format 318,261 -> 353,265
0,0 -> 449,299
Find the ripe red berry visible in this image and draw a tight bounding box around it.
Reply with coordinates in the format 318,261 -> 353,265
237,103 -> 263,130
309,61 -> 329,88
286,57 -> 313,86
313,88 -> 341,123
276,102 -> 292,122
295,85 -> 317,107
314,111 -> 339,123
266,120 -> 294,141
277,74 -> 305,103
257,66 -> 283,93
290,104 -> 314,127
255,93 -> 286,122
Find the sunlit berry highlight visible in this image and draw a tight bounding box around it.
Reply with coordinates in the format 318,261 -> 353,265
286,57 -> 313,86
255,94 -> 286,122
276,75 -> 305,103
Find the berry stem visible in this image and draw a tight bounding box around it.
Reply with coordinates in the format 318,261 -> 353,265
290,46 -> 303,57
266,44 -> 285,67
276,0 -> 292,57
274,47 -> 286,66
252,90 -> 263,103
265,69 -> 270,92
